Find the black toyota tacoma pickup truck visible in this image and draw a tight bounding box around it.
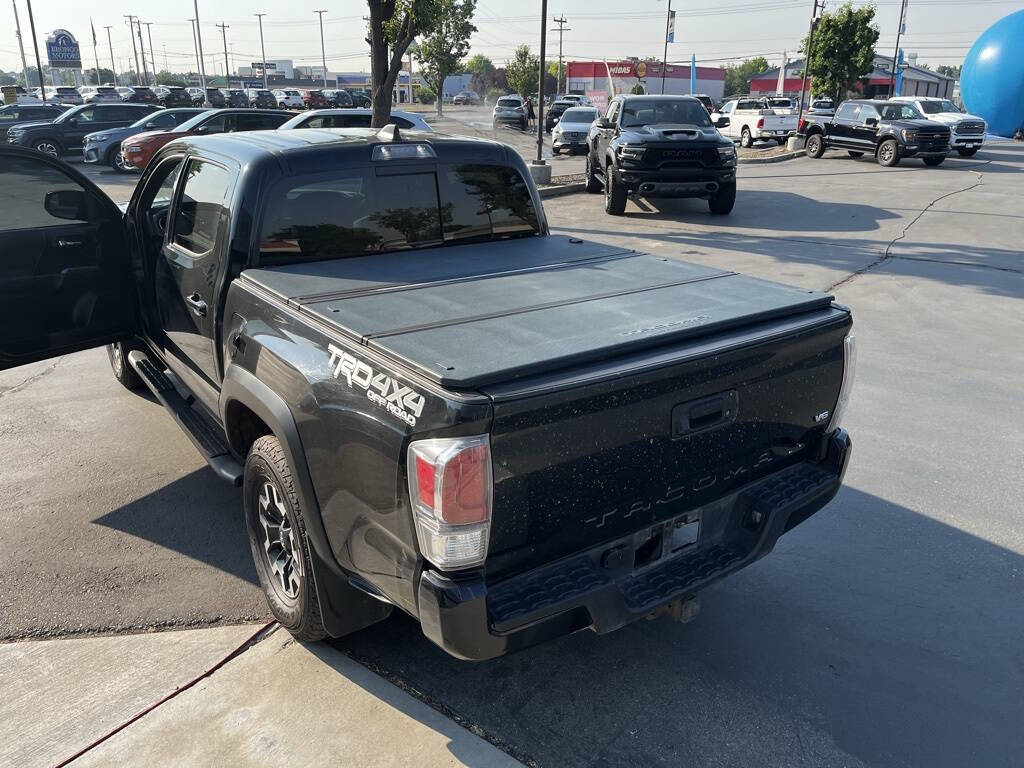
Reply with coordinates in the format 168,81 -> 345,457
800,99 -> 951,167
0,129 -> 854,660
586,94 -> 737,216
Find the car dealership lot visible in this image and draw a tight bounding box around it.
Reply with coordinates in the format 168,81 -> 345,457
2,144 -> 1022,766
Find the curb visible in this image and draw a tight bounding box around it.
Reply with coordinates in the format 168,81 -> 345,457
738,149 -> 805,164
539,182 -> 586,198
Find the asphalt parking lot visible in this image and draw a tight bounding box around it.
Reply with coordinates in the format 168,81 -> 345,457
2,142 -> 1022,766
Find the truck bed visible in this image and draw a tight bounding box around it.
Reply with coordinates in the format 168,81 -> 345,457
241,235 -> 834,389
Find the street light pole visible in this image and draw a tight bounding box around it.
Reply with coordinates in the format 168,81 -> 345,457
12,0 -> 30,88
889,0 -> 908,97
795,0 -> 824,130
192,1 -> 209,103
314,10 -> 328,88
24,0 -> 45,100
551,15 -> 570,96
124,16 -> 141,86
535,0 -> 548,166
104,26 -> 117,85
661,0 -> 672,94
134,20 -> 150,86
144,22 -> 157,79
254,13 -> 268,90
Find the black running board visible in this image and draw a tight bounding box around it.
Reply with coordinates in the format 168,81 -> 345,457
127,350 -> 244,486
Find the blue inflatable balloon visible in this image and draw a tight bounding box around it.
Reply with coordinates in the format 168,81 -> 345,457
961,9 -> 1024,138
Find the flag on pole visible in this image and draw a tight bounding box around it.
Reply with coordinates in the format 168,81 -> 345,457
91,18 -> 97,47
667,11 -> 676,43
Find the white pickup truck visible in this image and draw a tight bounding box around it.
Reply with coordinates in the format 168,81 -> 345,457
711,96 -> 797,147
889,96 -> 987,157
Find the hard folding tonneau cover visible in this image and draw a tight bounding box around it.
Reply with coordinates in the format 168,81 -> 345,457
241,235 -> 834,388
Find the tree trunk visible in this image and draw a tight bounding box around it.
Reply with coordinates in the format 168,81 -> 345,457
435,70 -> 445,116
367,0 -> 415,128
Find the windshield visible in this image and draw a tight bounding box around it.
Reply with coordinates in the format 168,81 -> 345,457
561,108 -> 598,123
768,98 -> 792,108
879,103 -> 924,120
620,100 -> 712,128
53,105 -> 85,124
919,100 -> 960,114
258,163 -> 540,264
497,98 -> 521,107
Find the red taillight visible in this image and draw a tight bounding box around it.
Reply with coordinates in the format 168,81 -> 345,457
415,454 -> 436,511
439,444 -> 489,524
757,117 -> 764,129
798,118 -> 807,133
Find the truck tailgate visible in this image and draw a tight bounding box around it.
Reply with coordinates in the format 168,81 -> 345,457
241,235 -> 833,388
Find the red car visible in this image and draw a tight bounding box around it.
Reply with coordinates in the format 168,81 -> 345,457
301,89 -> 329,110
121,109 -> 292,170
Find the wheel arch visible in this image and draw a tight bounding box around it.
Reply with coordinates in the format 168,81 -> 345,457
221,363 -> 392,637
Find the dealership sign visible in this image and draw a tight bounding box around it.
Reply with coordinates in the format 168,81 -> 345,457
46,29 -> 82,70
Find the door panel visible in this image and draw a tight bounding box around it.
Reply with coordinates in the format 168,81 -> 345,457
0,147 -> 136,370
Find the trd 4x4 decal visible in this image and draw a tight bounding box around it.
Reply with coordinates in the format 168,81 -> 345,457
327,344 -> 425,427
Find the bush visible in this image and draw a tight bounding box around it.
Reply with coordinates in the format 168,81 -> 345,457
484,87 -> 505,104
418,86 -> 436,104
630,83 -> 645,95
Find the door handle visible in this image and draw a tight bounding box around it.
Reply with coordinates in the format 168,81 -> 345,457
185,292 -> 208,318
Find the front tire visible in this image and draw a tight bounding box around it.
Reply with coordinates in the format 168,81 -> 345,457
805,133 -> 825,158
584,151 -> 602,193
923,156 -> 945,167
33,138 -> 61,157
245,435 -> 327,643
708,181 -> 736,215
877,138 -> 900,167
107,145 -> 132,173
740,127 -> 753,148
106,342 -> 143,390
603,163 -> 627,215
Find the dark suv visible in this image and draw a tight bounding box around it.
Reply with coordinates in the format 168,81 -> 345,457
0,103 -> 68,144
322,89 -> 352,107
346,89 -> 371,107
7,102 -> 161,158
157,86 -> 192,107
248,89 -> 277,109
222,89 -> 249,108
124,86 -> 157,104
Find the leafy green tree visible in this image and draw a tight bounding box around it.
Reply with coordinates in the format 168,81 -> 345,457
936,64 -> 961,79
414,0 -> 476,115
155,71 -> 186,86
366,0 -> 443,127
801,1 -> 879,103
723,56 -> 770,97
505,45 -> 538,99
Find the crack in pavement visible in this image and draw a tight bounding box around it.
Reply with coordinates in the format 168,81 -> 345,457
0,356 -> 64,400
828,162 -> 990,292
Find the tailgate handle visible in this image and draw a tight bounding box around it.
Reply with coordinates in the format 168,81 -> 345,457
672,391 -> 738,439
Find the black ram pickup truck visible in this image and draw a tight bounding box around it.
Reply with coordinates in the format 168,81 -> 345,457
800,99 -> 951,167
586,94 -> 737,216
0,129 -> 854,660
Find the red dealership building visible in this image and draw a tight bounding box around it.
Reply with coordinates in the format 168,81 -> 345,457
565,60 -> 726,101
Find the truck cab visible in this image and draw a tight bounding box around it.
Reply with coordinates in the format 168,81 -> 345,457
0,129 -> 854,660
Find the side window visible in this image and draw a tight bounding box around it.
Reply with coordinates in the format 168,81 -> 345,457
198,114 -> 226,134
149,112 -> 178,130
721,101 -> 735,114
151,159 -> 183,207
172,160 -> 231,255
0,155 -> 103,231
0,109 -> 20,123
606,101 -> 620,123
836,103 -> 860,121
392,116 -> 415,130
74,106 -> 97,123
860,106 -> 880,124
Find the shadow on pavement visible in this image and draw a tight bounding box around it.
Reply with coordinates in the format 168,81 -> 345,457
335,485 -> 1023,768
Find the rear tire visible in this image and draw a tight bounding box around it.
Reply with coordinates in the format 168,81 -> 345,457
740,127 -> 753,148
923,156 -> 945,167
603,163 -> 627,215
805,133 -> 825,158
877,139 -> 900,167
245,435 -> 327,643
847,150 -> 864,158
584,152 -> 602,193
957,147 -> 979,157
106,342 -> 143,390
708,182 -> 736,215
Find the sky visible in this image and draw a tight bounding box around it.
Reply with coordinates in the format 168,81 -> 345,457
3,0 -> 1020,77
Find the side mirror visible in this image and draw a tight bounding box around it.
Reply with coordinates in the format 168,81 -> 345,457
865,117 -> 879,127
596,117 -> 614,129
44,189 -> 88,221
66,117 -> 77,126
715,116 -> 731,129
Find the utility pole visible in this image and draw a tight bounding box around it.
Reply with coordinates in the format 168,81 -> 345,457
193,1 -> 209,102
551,15 -> 570,96
103,26 -> 117,85
216,22 -> 230,87
143,22 -> 157,79
124,16 -> 141,86
889,0 -> 908,97
661,0 -> 673,94
24,0 -> 44,100
134,19 -> 150,86
91,22 -> 102,86
314,10 -> 328,88
795,0 -> 825,128
254,13 -> 268,89
12,0 -> 30,87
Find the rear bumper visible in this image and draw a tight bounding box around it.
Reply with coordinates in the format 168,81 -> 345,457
418,429 -> 852,660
